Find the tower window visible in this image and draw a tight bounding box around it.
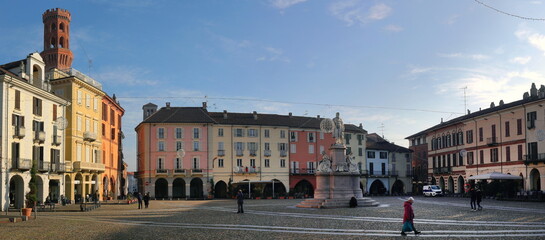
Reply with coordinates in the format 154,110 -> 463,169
59,23 -> 65,32
59,37 -> 65,48
51,23 -> 56,32
50,37 -> 56,49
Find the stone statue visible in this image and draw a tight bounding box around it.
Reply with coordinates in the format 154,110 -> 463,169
317,151 -> 332,173
332,112 -> 344,145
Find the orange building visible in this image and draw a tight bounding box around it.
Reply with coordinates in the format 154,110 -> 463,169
101,94 -> 124,200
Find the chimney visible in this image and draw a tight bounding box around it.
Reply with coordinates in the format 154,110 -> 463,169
467,109 -> 471,115
253,111 -> 258,120
166,102 -> 170,109
359,123 -> 363,128
202,102 -> 207,110
289,112 -> 292,118
223,110 -> 228,119
317,115 -> 320,119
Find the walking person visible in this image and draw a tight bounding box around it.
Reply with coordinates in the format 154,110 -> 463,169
144,192 -> 150,209
469,187 -> 477,211
401,197 -> 421,236
476,188 -> 483,211
137,192 -> 143,209
236,189 -> 244,213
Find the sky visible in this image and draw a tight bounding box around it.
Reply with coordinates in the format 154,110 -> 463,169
2,0 -> 545,172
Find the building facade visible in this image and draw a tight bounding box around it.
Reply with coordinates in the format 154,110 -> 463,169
101,95 -> 125,200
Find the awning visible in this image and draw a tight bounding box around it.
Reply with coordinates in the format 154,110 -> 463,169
468,172 -> 522,180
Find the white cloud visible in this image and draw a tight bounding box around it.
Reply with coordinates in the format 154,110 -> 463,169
270,0 -> 308,9
257,47 -> 290,62
511,56 -> 532,64
330,1 -> 392,26
97,66 -> 158,86
446,14 -> 459,25
384,24 -> 403,32
437,53 -> 489,60
515,28 -> 545,55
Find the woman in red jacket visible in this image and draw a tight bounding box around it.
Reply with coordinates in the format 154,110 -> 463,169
401,197 -> 421,236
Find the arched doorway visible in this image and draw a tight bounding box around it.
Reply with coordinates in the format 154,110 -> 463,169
369,180 -> 387,195
172,178 -> 186,199
293,180 -> 314,197
190,178 -> 203,199
36,175 -> 44,204
439,177 -> 445,190
110,177 -> 116,199
448,176 -> 454,194
155,178 -> 168,199
91,174 -> 99,198
103,176 -> 109,200
119,177 -> 126,198
49,180 -> 60,203
530,169 -> 541,191
64,175 -> 72,202
264,179 -> 287,198
9,175 -> 25,209
214,181 -> 228,198
391,180 -> 405,194
75,173 -> 83,203
431,177 -> 437,185
457,176 -> 464,194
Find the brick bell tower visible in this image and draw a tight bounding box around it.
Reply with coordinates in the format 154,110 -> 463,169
40,8 -> 73,71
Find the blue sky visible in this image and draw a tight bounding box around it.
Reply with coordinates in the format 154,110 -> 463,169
3,0 -> 545,171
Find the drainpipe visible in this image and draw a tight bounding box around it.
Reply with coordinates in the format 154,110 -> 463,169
4,77 -> 12,213
496,112 -> 503,173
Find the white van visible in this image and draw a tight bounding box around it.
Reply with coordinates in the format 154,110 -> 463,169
423,185 -> 443,197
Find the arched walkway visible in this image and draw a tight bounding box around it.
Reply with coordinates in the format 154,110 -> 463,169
49,180 -> 60,202
264,179 -> 287,198
457,176 -> 464,194
530,168 -> 541,191
292,180 -> 314,197
448,176 -> 454,194
172,178 -> 186,199
190,178 -> 203,199
36,175 -> 44,204
75,173 -> 83,203
369,179 -> 387,195
431,177 -> 437,185
155,178 -> 168,199
103,176 -> 109,200
214,181 -> 228,198
391,180 -> 404,194
9,175 -> 25,209
439,177 -> 445,190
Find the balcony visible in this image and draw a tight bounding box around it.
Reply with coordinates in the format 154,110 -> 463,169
524,153 -> 545,165
190,169 -> 203,176
264,150 -> 271,157
38,161 -> 50,172
34,131 -> 45,144
280,150 -> 287,157
236,149 -> 244,156
249,150 -> 257,156
53,162 -> 67,173
13,126 -> 25,138
11,158 -> 32,171
433,167 -> 452,174
174,168 -> 186,176
234,166 -> 260,174
83,131 -> 97,142
73,161 -> 105,173
156,169 -> 168,175
487,137 -> 498,146
64,162 -> 73,172
217,150 -> 225,156
290,168 -> 315,175
52,134 -> 62,145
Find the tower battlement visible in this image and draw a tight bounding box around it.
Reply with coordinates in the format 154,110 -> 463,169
42,8 -> 71,22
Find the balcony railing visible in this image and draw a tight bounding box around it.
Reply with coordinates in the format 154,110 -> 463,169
264,150 -> 271,157
52,135 -> 62,145
290,168 -> 315,175
234,166 -> 260,174
38,161 -> 50,172
190,169 -> 203,176
217,150 -> 225,156
83,131 -> 97,142
12,158 -> 32,171
174,168 -> 186,175
280,150 -> 287,157
524,153 -> 545,165
13,126 -> 25,138
34,131 -> 45,143
487,137 -> 498,146
433,167 -> 452,174
73,161 -> 105,172
236,149 -> 244,156
53,162 -> 67,173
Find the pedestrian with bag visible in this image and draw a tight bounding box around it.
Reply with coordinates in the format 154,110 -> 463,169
236,189 -> 244,213
401,197 -> 421,236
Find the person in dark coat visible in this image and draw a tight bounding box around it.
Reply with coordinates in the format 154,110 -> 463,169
137,192 -> 143,209
236,189 -> 244,213
469,188 -> 477,211
349,196 -> 358,208
143,192 -> 150,209
476,188 -> 483,211
401,197 -> 421,236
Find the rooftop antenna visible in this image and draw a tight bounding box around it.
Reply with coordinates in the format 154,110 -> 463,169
378,123 -> 385,138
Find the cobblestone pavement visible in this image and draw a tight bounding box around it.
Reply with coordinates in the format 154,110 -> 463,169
1,196 -> 544,240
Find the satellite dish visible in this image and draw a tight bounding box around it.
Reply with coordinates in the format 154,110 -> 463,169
176,149 -> 185,158
55,117 -> 68,130
459,149 -> 467,157
537,130 -> 545,141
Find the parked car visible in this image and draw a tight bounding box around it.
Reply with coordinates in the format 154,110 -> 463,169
423,185 -> 443,197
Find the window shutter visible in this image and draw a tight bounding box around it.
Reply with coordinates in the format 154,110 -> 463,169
53,104 -> 57,121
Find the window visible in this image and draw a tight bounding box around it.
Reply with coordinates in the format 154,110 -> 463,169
158,158 -> 164,169
218,142 -> 224,150
466,130 -> 473,144
192,157 -> 199,169
479,150 -> 484,164
506,146 -> 511,162
290,132 -> 298,142
237,159 -> 243,167
280,130 -> 286,139
77,90 -> 82,105
280,159 -> 286,168
193,128 -> 200,139
491,148 -> 498,162
85,94 -> 90,108
391,153 -> 396,162
468,152 -> 474,165
479,127 -> 483,142
193,141 -> 200,151
218,159 -> 224,168
248,129 -> 258,137
307,162 -> 315,173
94,98 -> 98,111
176,141 -> 183,151
290,144 -> 296,153
528,142 -> 538,160
264,129 -> 270,138
235,128 -> 244,137
14,90 -> 20,110
218,128 -> 223,137
264,159 -> 270,168
158,141 -> 165,151
381,163 -> 386,175
76,116 -> 82,131
345,134 -> 351,144
111,128 -> 116,140
320,145 -> 324,154
309,145 -> 315,154
33,97 -> 42,116
291,161 -> 299,173
264,143 -> 270,151
358,148 -> 363,156
518,144 -> 523,160
505,121 -> 510,137
367,151 -> 376,158
157,128 -> 165,139
357,134 -> 363,145
459,153 -> 464,166
33,120 -> 44,133
308,132 -> 315,142
320,132 -> 324,140
102,103 -> 108,121
176,128 -> 183,139
85,118 -> 90,132
369,162 -> 374,174
527,111 -> 537,129
235,142 -> 244,150
278,143 -> 287,151
346,147 -> 352,155
379,152 -> 387,159
517,119 -> 522,135
175,158 -> 182,169
12,114 -> 24,127
250,159 -> 256,167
